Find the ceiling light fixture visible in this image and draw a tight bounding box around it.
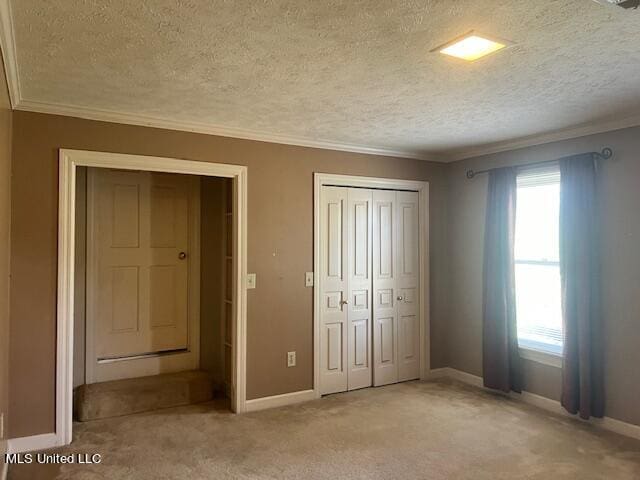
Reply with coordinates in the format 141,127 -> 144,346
432,31 -> 513,62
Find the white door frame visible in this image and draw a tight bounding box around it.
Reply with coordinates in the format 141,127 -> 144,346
313,173 -> 430,398
57,149 -> 248,447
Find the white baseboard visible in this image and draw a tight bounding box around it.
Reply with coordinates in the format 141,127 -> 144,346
245,389 -> 316,413
7,432 -> 61,454
1,438 -> 7,480
427,367 -> 483,388
429,368 -> 640,441
5,390 -> 312,453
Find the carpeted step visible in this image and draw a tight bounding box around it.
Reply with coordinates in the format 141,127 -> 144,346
75,370 -> 214,421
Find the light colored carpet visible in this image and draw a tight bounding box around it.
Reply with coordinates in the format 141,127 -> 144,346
9,379 -> 640,479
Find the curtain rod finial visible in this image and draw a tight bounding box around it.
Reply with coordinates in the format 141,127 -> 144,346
466,170 -> 475,179
600,147 -> 613,159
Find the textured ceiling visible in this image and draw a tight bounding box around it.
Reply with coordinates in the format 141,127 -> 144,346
10,0 -> 640,158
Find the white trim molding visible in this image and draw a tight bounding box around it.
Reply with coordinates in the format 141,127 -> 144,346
245,389 -> 316,413
7,433 -> 59,454
429,368 -> 640,441
313,173 -> 430,399
14,100 -> 640,165
519,347 -> 562,369
17,100 -> 439,162
56,149 -> 249,448
448,112 -> 640,161
1,438 -> 7,480
0,0 -> 20,107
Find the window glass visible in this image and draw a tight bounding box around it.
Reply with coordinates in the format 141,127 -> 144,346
515,168 -> 563,355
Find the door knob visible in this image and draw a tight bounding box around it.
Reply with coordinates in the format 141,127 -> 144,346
178,252 -> 187,260
340,300 -> 349,306
397,295 -> 403,301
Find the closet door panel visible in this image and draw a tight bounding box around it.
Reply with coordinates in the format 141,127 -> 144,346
372,190 -> 398,386
319,187 -> 349,394
347,189 -> 373,390
397,191 -> 421,381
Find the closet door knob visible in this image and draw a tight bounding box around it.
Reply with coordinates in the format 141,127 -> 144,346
397,295 -> 403,301
178,251 -> 187,260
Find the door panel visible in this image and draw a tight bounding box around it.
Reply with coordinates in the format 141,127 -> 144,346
347,188 -> 372,390
396,191 -> 420,381
326,323 -> 343,371
378,317 -> 395,363
111,184 -> 140,247
110,266 -> 139,333
372,190 -> 398,386
319,187 -> 348,394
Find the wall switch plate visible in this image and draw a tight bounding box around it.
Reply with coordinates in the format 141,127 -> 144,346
287,351 -> 296,367
305,272 -> 314,287
247,273 -> 256,289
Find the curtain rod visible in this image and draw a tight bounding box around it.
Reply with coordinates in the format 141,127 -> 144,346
465,147 -> 613,179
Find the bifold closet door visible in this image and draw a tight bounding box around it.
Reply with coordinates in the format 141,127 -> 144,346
320,186 -> 418,394
372,190 -> 398,386
372,190 -> 420,386
396,191 -> 420,382
346,188 -> 373,391
319,187 -> 373,394
319,187 -> 349,394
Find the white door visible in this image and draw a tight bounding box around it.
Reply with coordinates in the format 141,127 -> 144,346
319,185 -> 420,394
396,191 -> 420,382
372,190 -> 421,386
86,169 -> 200,383
372,190 -> 399,386
319,187 -> 349,394
346,188 -> 373,390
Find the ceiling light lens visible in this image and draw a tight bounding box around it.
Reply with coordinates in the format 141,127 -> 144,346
440,35 -> 506,61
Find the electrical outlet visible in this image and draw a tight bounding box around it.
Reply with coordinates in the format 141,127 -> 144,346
287,351 -> 296,367
305,272 -> 314,287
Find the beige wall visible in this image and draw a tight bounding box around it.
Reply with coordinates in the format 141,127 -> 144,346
446,126 -> 640,426
0,53 -> 12,459
9,111 -> 449,437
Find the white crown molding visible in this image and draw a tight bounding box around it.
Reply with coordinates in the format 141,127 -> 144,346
429,368 -> 640,441
15,96 -> 640,165
0,0 -> 19,107
15,99 -> 444,162
447,112 -> 640,162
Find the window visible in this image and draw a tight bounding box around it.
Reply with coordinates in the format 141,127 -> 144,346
515,167 -> 563,356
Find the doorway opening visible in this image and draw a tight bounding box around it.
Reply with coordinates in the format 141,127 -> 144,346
56,150 -> 248,447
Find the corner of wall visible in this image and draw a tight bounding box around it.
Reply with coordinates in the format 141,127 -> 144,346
1,46 -> 13,477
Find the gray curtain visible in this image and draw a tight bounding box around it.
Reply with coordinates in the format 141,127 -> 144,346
482,167 -> 522,393
560,153 -> 604,419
